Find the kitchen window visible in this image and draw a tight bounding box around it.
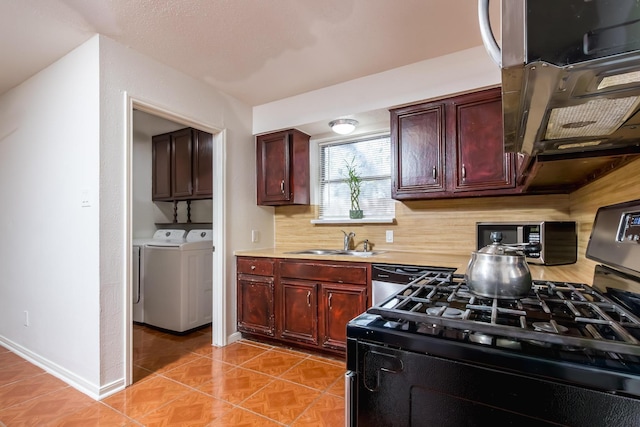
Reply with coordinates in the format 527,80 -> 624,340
315,134 -> 394,223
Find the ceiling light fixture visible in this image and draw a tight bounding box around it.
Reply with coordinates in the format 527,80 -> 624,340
329,118 -> 358,135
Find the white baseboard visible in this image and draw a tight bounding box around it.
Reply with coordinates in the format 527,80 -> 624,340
0,335 -> 107,400
227,331 -> 242,344
98,378 -> 126,399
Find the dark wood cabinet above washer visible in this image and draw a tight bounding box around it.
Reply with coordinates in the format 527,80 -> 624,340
152,128 -> 213,201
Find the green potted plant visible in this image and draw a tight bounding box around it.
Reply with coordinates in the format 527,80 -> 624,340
345,157 -> 363,219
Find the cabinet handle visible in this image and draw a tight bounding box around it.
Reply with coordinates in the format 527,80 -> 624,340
328,293 -> 332,309
462,164 -> 467,181
280,180 -> 285,194
250,265 -> 256,270
432,166 -> 437,180
307,290 -> 311,306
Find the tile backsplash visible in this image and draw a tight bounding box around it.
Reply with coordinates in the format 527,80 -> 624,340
275,158 -> 640,285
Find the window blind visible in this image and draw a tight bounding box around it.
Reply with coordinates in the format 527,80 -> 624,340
318,135 -> 394,220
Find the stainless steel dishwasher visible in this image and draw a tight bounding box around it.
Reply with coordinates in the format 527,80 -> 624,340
371,263 -> 455,307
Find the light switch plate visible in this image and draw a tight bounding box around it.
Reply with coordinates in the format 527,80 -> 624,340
81,189 -> 90,207
385,230 -> 393,243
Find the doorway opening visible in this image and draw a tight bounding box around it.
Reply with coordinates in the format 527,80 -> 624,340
125,96 -> 227,386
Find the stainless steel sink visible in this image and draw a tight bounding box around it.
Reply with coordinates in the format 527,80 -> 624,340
285,249 -> 342,255
285,249 -> 384,257
337,250 -> 384,257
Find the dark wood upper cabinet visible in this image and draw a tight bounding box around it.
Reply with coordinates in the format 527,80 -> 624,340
171,128 -> 194,199
152,127 -> 213,201
391,87 -> 517,200
450,90 -> 514,192
152,133 -> 172,200
192,129 -> 213,198
256,129 -> 310,206
391,103 -> 446,198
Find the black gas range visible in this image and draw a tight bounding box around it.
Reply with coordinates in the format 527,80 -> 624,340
346,199 -> 640,427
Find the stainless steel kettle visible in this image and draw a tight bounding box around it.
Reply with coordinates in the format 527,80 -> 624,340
465,232 -> 541,299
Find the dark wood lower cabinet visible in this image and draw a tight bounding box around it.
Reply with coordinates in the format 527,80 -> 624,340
320,284 -> 367,352
236,258 -> 275,337
237,275 -> 274,336
236,257 -> 370,356
279,280 -> 318,345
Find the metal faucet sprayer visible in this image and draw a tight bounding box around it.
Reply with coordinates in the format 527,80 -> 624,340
342,230 -> 355,250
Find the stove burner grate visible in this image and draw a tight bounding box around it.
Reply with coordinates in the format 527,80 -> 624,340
369,271 -> 640,357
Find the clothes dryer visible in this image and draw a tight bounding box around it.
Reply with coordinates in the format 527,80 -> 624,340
144,229 -> 213,333
132,230 -> 186,324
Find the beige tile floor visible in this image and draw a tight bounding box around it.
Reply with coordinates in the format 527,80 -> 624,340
0,324 -> 346,426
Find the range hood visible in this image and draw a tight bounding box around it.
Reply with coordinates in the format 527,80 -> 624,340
479,0 -> 640,157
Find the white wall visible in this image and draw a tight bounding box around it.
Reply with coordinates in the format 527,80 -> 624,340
98,35 -> 272,393
0,38 -> 102,392
0,34 -> 273,399
253,45 -> 500,134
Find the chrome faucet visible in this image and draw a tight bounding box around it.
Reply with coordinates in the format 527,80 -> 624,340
342,230 -> 355,250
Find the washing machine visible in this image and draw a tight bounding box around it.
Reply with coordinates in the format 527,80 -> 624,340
144,229 -> 213,333
132,240 -> 145,323
132,230 -> 186,324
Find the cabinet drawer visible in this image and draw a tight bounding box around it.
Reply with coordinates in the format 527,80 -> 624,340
237,257 -> 274,276
279,261 -> 368,285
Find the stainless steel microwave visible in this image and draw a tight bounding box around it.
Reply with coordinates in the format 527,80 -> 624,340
476,221 -> 577,265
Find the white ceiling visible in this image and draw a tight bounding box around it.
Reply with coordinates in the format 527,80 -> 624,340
0,0 -> 498,108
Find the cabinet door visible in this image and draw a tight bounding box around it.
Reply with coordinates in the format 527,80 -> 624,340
279,280 -> 318,346
171,128 -> 194,199
192,129 -> 213,198
320,284 -> 367,352
451,90 -> 515,192
152,134 -> 172,201
257,131 -> 290,204
237,274 -> 275,337
391,103 -> 446,199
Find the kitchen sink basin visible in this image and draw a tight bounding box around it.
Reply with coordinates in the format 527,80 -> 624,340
285,249 -> 384,257
337,250 -> 385,257
286,249 -> 342,255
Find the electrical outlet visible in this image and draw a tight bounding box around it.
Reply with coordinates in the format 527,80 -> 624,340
24,310 -> 29,327
251,230 -> 259,243
385,230 -> 394,243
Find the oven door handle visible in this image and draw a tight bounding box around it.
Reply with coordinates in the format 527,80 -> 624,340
345,371 -> 356,427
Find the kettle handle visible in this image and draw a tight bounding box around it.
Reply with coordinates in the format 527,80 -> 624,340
488,232 -> 541,253
478,0 -> 501,67
502,242 -> 543,254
